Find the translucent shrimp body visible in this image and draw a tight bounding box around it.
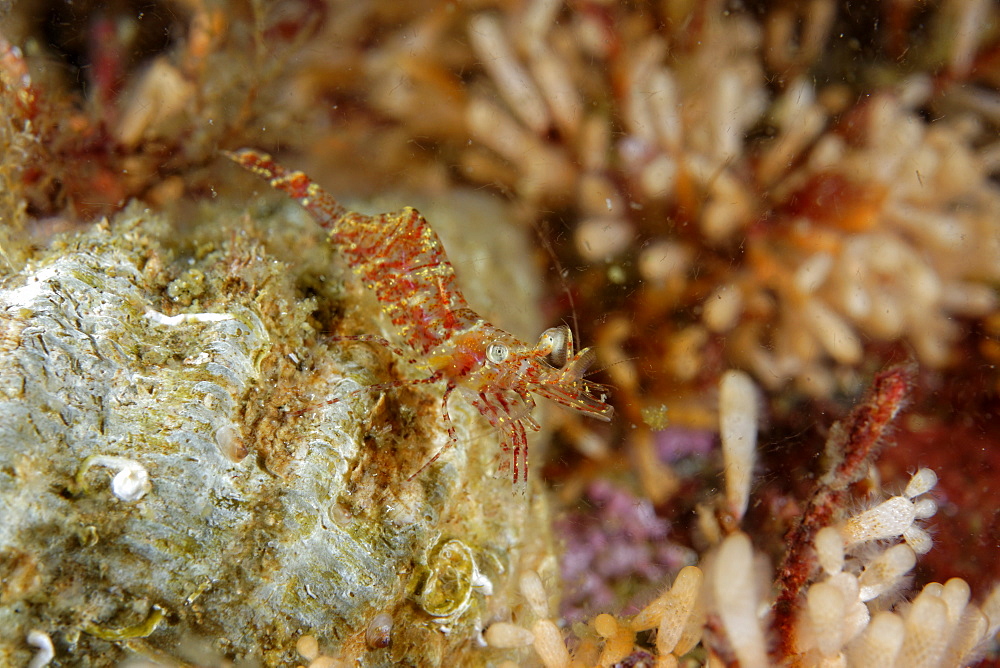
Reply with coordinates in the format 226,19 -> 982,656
227,149 -> 612,482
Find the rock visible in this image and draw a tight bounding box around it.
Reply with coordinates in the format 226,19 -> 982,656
0,189 -> 556,666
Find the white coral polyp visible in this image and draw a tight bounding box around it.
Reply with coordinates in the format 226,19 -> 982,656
839,468 -> 937,551
814,526 -> 845,577
903,526 -> 934,555
841,496 -> 919,546
905,468 -> 938,498
858,544 -> 917,602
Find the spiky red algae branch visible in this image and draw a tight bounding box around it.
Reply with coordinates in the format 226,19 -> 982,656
772,363 -> 914,659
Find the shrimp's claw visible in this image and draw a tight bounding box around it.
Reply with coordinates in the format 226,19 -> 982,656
531,346 -> 613,422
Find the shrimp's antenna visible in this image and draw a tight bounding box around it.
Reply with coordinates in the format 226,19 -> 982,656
534,218 -> 580,346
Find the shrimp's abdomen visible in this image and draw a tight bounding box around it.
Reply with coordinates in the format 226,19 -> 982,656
334,208 -> 471,354
226,149 -> 472,354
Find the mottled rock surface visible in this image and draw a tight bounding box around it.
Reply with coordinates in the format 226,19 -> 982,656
0,188 -> 557,666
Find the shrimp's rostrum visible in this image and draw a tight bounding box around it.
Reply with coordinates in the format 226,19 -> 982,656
226,149 -> 612,483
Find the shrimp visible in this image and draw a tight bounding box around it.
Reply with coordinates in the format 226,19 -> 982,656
225,149 -> 612,483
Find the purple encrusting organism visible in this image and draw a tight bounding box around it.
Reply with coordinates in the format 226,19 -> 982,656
557,479 -> 695,622
654,426 -> 716,463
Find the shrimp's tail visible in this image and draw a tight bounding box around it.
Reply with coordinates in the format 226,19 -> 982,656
224,149 -> 348,227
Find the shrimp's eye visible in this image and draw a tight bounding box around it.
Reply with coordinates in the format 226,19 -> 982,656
486,342 -> 509,364
537,326 -> 570,368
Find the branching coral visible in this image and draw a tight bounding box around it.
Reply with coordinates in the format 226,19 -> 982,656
713,78 -> 1000,394
774,364 -> 914,640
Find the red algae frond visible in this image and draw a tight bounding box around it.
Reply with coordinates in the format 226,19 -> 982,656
774,363 -> 914,656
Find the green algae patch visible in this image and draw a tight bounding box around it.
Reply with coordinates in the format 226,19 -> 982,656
83,605 -> 165,641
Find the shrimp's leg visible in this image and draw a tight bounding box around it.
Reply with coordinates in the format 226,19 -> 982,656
324,334 -> 419,366
473,391 -> 531,486
511,422 -> 528,485
291,370 -> 444,417
492,423 -> 527,486
406,383 -> 459,481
